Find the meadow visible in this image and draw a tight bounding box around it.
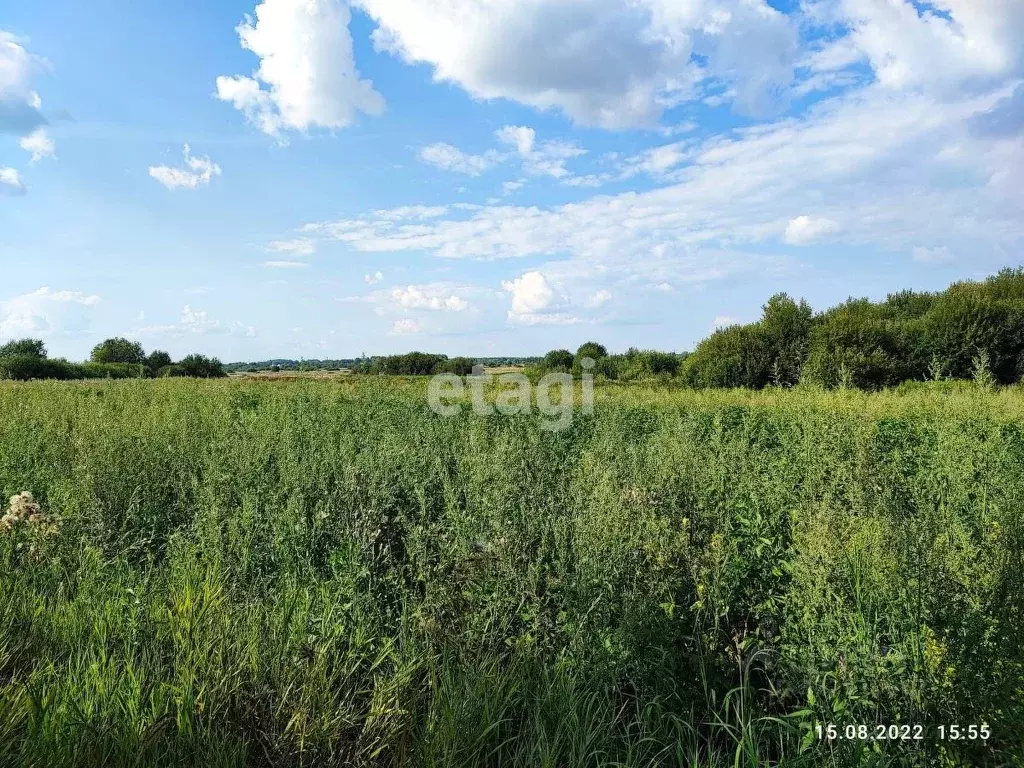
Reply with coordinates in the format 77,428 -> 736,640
0,378 -> 1021,767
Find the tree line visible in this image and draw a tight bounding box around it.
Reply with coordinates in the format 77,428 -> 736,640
530,268 -> 1024,389
0,337 -> 226,381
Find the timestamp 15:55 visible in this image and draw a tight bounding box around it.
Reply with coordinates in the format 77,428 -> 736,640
815,724 -> 991,742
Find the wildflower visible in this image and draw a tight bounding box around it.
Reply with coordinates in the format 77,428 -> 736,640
1,491 -> 57,535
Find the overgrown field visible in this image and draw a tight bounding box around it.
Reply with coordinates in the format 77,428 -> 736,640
0,379 -> 1022,767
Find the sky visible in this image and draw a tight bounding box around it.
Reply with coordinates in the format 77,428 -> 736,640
1,0 -> 1022,361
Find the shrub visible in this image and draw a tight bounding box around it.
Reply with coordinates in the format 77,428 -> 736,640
176,354 -> 226,379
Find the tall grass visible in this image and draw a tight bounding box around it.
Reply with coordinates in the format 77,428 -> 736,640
0,378 -> 1021,766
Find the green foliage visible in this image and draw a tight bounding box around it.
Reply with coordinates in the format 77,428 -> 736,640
684,323 -> 771,388
433,356 -> 475,375
91,337 -> 145,365
176,354 -> 226,378
366,352 -> 448,376
145,350 -> 173,373
0,338 -> 46,358
575,341 -> 607,361
0,356 -> 145,381
0,379 -> 1021,766
543,349 -> 575,370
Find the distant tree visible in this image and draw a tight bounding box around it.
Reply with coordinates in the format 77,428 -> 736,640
92,337 -> 145,365
270,365 -> 282,373
543,349 -> 575,370
177,354 -> 226,378
145,350 -> 172,373
434,357 -> 474,376
0,338 -> 46,358
575,342 -> 608,363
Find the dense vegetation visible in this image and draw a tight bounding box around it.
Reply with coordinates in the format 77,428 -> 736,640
1,378 -> 1021,766
0,338 -> 225,381
679,269 -> 1024,390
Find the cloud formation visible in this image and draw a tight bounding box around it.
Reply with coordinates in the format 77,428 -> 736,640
216,0 -> 384,137
149,145 -> 221,190
0,287 -> 100,337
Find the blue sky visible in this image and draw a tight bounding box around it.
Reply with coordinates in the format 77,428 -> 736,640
1,0 -> 1022,361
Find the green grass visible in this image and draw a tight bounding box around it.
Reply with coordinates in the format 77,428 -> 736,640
0,378 -> 1022,766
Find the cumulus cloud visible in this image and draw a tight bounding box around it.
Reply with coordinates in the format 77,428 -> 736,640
0,287 -> 100,336
495,125 -> 537,156
837,0 -> 1024,94
390,285 -> 470,312
419,143 -> 499,176
784,215 -> 842,244
365,271 -> 384,285
0,166 -> 25,195
0,31 -> 47,137
216,0 -> 384,137
501,270 -> 578,325
587,289 -> 612,308
18,127 -> 54,162
149,145 -> 221,190
356,0 -> 799,127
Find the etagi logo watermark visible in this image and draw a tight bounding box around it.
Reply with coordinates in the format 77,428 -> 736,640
428,360 -> 596,431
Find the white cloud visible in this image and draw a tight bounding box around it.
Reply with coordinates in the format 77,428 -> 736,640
267,237 -> 316,256
0,287 -> 100,337
495,125 -> 536,156
365,271 -> 384,285
216,0 -> 384,137
837,0 -> 1024,93
356,0 -> 798,128
0,31 -> 48,137
390,318 -> 422,335
19,127 -> 54,162
620,141 -> 690,178
264,260 -> 309,268
587,289 -> 612,307
137,306 -> 256,338
149,145 -> 221,190
0,166 -> 25,195
419,143 -> 499,175
290,69 -> 1022,302
371,205 -> 448,220
390,284 -> 470,312
500,270 -> 578,325
711,314 -> 740,330
912,245 -> 955,265
784,215 -> 842,244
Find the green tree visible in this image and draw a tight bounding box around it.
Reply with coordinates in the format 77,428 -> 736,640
145,350 -> 172,373
0,338 -> 47,358
543,349 -> 574,370
91,337 -> 145,365
177,354 -> 226,378
683,324 -> 771,389
759,293 -> 813,386
575,342 -> 607,363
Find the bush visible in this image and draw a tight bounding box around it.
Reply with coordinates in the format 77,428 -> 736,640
543,349 -> 574,371
176,354 -> 226,379
433,357 -> 475,376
